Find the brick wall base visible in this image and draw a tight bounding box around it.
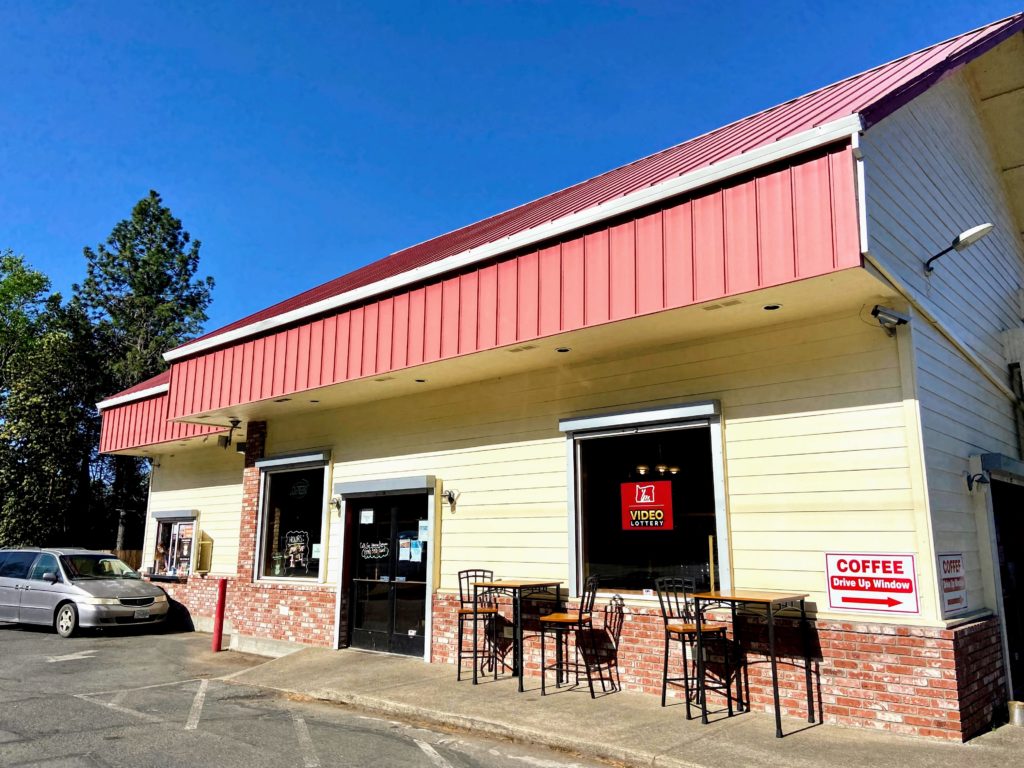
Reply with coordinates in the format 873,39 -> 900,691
161,576 -> 338,646
430,594 -> 1005,741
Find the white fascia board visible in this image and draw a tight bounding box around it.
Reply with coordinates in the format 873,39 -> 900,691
165,113 -> 865,363
96,383 -> 170,411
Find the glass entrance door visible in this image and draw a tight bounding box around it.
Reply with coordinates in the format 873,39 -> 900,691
349,494 -> 429,656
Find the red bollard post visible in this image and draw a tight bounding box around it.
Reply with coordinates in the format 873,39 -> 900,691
212,578 -> 227,652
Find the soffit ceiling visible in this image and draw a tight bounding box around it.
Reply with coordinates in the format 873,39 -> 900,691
967,31 -> 1024,240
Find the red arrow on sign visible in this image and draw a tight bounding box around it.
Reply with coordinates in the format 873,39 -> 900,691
841,596 -> 902,607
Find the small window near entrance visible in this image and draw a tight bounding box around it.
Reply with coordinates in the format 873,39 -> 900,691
153,520 -> 195,577
577,425 -> 719,592
259,467 -> 326,579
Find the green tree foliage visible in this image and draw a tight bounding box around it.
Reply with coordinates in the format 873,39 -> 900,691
0,255 -> 100,545
75,191 -> 215,548
78,189 -> 214,390
0,296 -> 99,545
0,192 -> 215,549
0,251 -> 50,393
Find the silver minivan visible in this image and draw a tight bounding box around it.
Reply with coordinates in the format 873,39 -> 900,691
0,548 -> 169,637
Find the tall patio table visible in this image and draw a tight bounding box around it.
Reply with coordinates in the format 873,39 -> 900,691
693,589 -> 814,738
472,579 -> 563,692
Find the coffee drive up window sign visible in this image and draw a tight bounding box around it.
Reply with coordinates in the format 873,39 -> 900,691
620,480 -> 674,530
938,552 -> 968,616
825,553 -> 919,614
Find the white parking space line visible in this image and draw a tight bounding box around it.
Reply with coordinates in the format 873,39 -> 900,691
84,678 -> 205,697
415,739 -> 454,768
74,693 -> 162,723
46,650 -> 97,663
292,713 -> 320,768
184,678 -> 209,731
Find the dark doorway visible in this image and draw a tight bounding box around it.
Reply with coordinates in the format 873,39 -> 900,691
348,494 -> 429,656
992,479 -> 1024,700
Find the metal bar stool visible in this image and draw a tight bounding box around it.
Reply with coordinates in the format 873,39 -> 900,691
539,574 -> 600,697
655,576 -> 731,719
456,569 -> 499,681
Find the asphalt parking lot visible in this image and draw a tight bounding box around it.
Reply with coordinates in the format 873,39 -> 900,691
0,623 -> 604,768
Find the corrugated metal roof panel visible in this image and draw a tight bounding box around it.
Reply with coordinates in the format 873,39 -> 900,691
175,13 -> 1022,351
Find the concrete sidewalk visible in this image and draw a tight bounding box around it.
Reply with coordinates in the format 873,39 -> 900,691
226,651 -> 1024,768
224,647 -> 1024,768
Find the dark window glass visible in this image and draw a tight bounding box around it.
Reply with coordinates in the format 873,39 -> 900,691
28,554 -> 59,580
578,426 -> 718,591
0,551 -> 38,579
153,520 -> 194,577
260,467 -> 325,579
60,555 -> 138,579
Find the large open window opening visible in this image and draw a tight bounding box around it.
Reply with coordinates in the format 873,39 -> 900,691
573,420 -> 722,593
258,465 -> 329,580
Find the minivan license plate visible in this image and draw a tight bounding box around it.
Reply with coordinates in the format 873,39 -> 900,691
134,609 -> 150,619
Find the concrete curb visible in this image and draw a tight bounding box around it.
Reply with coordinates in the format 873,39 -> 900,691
228,678 -> 705,768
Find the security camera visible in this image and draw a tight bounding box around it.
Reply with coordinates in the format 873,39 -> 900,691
871,305 -> 910,335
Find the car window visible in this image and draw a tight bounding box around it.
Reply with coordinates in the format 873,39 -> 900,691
0,551 -> 38,579
28,553 -> 59,581
60,554 -> 139,580
0,552 -> 8,572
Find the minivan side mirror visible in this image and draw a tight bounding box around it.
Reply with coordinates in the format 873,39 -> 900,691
42,571 -> 59,584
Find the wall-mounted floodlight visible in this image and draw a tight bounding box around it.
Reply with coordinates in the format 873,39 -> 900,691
924,223 -> 994,273
871,305 -> 910,336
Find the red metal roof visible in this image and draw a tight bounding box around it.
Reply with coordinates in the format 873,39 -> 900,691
173,13 -> 1020,354
104,371 -> 170,401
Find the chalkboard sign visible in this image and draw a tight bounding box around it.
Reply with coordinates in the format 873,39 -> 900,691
360,541 -> 389,560
284,530 -> 310,570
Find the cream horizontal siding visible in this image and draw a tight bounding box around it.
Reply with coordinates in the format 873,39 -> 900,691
264,307 -> 921,621
146,449 -> 244,576
862,69 -> 1024,617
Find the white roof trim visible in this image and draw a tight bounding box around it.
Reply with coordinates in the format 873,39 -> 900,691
165,113 -> 864,362
97,383 -> 170,411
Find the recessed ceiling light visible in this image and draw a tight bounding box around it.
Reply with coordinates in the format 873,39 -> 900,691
556,347 -> 571,353
309,400 -> 319,404
763,304 -> 783,311
274,397 -> 292,403
415,379 -> 427,383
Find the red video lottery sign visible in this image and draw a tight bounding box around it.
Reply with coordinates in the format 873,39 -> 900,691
825,553 -> 919,614
620,480 -> 674,530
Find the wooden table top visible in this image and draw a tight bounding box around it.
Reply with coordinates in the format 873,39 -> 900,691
692,589 -> 808,605
474,579 -> 563,589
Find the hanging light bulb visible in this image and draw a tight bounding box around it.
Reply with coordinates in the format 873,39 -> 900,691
655,464 -> 668,475
668,466 -> 680,475
636,464 -> 649,476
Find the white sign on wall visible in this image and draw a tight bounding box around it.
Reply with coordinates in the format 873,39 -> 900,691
825,553 -> 920,614
938,552 -> 968,616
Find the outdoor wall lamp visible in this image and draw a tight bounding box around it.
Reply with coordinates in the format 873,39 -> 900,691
924,223 -> 994,273
443,489 -> 460,512
966,472 -> 990,492
329,494 -> 343,515
218,418 -> 242,449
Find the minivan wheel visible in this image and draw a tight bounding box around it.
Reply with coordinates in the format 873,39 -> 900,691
55,603 -> 79,638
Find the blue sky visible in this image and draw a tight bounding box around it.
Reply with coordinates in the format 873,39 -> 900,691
1,1 -> 1020,334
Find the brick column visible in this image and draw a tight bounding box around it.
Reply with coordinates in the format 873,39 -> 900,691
237,421 -> 267,579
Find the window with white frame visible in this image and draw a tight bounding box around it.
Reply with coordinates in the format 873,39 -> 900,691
257,460 -> 329,580
153,519 -> 195,577
562,403 -> 726,594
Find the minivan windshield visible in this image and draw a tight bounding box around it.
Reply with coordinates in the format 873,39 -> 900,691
60,554 -> 140,580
